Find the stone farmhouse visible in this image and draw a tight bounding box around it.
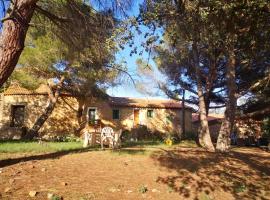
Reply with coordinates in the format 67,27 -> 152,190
0,84 -> 192,139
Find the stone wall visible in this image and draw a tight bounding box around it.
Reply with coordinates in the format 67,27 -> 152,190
0,94 -> 79,139
192,120 -> 222,141
0,94 -> 192,139
81,97 -> 192,135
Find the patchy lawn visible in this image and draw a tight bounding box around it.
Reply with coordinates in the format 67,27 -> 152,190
0,140 -> 197,160
0,141 -> 84,153
0,141 -> 86,161
0,141 -> 269,200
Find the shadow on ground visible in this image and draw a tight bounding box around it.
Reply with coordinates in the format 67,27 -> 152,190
110,148 -> 147,155
0,147 -> 97,168
0,146 -> 148,168
150,148 -> 270,200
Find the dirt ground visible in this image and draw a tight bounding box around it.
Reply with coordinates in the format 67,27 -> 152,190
0,147 -> 269,200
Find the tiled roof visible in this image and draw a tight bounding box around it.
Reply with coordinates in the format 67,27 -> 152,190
109,97 -> 189,109
3,85 -> 35,95
3,85 -> 189,109
192,113 -> 224,122
3,84 -> 49,95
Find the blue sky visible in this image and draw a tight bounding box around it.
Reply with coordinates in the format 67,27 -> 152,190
106,0 -> 167,98
0,1 -> 167,98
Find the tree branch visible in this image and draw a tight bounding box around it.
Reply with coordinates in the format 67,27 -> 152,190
35,5 -> 69,24
106,65 -> 136,86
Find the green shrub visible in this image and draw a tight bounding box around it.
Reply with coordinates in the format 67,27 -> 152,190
133,125 -> 150,140
121,130 -> 131,142
262,117 -> 270,138
138,185 -> 148,193
169,132 -> 181,143
184,131 -> 198,140
51,194 -> 62,200
233,182 -> 246,193
48,135 -> 80,142
121,126 -> 163,142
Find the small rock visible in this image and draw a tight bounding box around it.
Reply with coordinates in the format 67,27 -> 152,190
29,191 -> 37,197
29,165 -> 35,169
4,187 -> 11,193
47,193 -> 54,199
41,168 -> 46,172
0,168 -> 2,173
14,171 -> 21,175
127,190 -> 133,193
9,179 -> 15,185
60,182 -> 67,186
152,189 -> 160,193
109,188 -> 116,192
109,188 -> 120,192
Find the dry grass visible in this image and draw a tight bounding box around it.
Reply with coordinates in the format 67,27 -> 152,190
0,143 -> 269,200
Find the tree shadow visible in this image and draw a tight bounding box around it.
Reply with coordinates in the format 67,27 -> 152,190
0,144 -> 149,168
121,140 -> 162,148
0,147 -> 97,168
110,148 -> 147,155
150,148 -> 270,199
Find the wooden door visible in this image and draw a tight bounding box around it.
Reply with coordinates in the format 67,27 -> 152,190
134,109 -> 140,126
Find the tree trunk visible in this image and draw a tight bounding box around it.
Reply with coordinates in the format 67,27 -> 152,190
196,72 -> 215,151
192,43 -> 215,151
75,97 -> 87,135
0,0 -> 38,87
216,47 -> 237,152
26,84 -> 61,139
182,89 -> 186,139
204,94 -> 210,116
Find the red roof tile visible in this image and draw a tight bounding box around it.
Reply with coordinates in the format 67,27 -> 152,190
192,113 -> 224,122
109,97 -> 190,109
3,85 -> 35,95
3,85 -> 190,109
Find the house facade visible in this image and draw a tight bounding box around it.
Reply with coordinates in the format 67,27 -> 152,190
192,113 -> 224,142
0,85 -> 192,139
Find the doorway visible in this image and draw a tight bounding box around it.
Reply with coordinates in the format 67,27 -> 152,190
134,109 -> 140,126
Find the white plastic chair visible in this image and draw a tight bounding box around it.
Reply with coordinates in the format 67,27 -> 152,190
101,127 -> 114,149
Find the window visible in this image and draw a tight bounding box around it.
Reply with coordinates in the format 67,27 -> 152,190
112,109 -> 120,120
88,108 -> 96,124
147,109 -> 154,118
10,105 -> 25,127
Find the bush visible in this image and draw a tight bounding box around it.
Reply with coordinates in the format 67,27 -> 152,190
41,134 -> 81,142
262,117 -> 270,139
120,130 -> 131,142
121,126 -> 163,142
184,131 -> 197,141
233,182 -> 247,193
51,195 -> 62,200
170,132 -> 181,143
163,132 -> 182,146
133,125 -> 151,140
138,185 -> 148,193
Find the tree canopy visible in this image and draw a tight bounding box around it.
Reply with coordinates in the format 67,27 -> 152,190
137,0 -> 270,151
